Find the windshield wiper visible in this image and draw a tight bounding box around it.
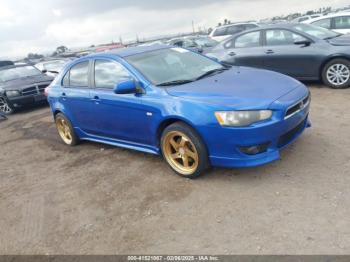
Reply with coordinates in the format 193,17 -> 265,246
324,34 -> 342,40
195,67 -> 229,81
157,79 -> 195,86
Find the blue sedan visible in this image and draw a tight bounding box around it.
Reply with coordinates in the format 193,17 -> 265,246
47,45 -> 311,178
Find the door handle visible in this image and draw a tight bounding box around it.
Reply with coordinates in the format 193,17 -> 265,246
91,95 -> 101,104
228,51 -> 236,56
265,49 -> 274,54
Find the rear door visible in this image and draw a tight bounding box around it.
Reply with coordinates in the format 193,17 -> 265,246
223,30 -> 265,68
261,29 -> 320,78
61,60 -> 93,132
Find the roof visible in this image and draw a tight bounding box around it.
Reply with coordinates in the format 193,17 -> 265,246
0,64 -> 31,71
90,45 -> 171,58
213,21 -> 259,29
305,12 -> 350,23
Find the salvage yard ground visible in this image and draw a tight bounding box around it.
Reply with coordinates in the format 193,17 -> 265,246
0,84 -> 350,254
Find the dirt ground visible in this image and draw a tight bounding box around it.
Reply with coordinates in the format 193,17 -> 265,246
0,84 -> 350,255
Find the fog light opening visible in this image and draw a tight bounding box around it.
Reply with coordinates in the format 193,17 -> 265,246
239,143 -> 270,155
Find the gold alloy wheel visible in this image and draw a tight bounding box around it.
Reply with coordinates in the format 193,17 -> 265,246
162,131 -> 199,175
56,117 -> 73,145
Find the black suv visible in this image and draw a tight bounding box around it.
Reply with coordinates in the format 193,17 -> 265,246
0,64 -> 54,114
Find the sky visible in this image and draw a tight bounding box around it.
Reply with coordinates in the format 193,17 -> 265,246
0,0 -> 349,59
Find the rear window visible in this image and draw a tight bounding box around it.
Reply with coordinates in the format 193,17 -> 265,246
311,18 -> 331,29
213,27 -> 227,37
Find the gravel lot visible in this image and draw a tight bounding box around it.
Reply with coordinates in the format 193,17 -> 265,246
0,84 -> 350,255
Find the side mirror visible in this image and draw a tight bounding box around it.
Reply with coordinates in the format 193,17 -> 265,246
294,40 -> 311,47
113,79 -> 138,94
42,69 -> 47,73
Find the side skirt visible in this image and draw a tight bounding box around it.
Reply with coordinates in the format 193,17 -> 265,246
75,127 -> 160,155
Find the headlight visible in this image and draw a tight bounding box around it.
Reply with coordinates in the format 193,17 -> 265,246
215,110 -> 272,127
6,90 -> 20,97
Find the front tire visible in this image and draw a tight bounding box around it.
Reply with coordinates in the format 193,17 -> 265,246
161,122 -> 209,178
322,59 -> 350,89
0,96 -> 13,115
55,113 -> 79,146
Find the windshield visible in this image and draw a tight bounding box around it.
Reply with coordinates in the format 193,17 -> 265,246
0,66 -> 42,82
293,24 -> 340,39
44,60 -> 66,72
125,48 -> 224,86
192,37 -> 218,47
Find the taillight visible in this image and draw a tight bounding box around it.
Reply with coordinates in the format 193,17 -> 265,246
44,86 -> 50,97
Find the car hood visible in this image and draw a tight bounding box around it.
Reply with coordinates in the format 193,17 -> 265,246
0,74 -> 53,91
165,67 -> 304,109
328,34 -> 350,46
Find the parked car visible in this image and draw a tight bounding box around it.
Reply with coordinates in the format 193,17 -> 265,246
206,23 -> 350,89
0,61 -> 14,67
35,59 -> 70,77
139,40 -> 168,47
291,14 -> 322,23
303,12 -> 350,34
209,22 -> 260,41
47,45 -> 310,178
168,36 -> 218,53
0,64 -> 53,114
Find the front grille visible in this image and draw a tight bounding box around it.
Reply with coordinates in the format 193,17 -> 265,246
21,84 -> 48,96
284,93 -> 310,119
277,118 -> 306,148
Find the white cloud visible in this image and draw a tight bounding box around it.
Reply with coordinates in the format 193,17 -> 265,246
0,0 -> 349,59
52,9 -> 62,17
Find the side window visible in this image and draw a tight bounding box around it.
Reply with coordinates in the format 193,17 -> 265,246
69,61 -> 89,87
244,24 -> 258,30
234,31 -> 261,48
213,27 -> 227,37
226,25 -> 242,35
334,16 -> 350,29
312,18 -> 331,29
266,30 -> 307,46
299,17 -> 310,23
94,60 -> 131,89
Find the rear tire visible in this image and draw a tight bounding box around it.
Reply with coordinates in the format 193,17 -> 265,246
322,59 -> 350,89
55,113 -> 79,146
161,122 -> 209,178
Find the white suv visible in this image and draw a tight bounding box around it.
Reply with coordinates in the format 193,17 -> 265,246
209,22 -> 259,41
303,12 -> 350,34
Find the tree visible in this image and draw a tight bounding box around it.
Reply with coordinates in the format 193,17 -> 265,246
27,53 -> 44,59
56,46 -> 68,54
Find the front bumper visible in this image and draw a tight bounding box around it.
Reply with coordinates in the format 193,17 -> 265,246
8,94 -> 47,108
200,94 -> 310,168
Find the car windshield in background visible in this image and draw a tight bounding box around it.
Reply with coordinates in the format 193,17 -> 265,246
44,60 -> 66,72
125,48 -> 224,86
193,38 -> 218,47
293,24 -> 340,39
0,66 -> 41,82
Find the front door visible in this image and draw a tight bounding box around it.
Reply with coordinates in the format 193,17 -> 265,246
262,29 -> 320,78
88,59 -> 148,144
